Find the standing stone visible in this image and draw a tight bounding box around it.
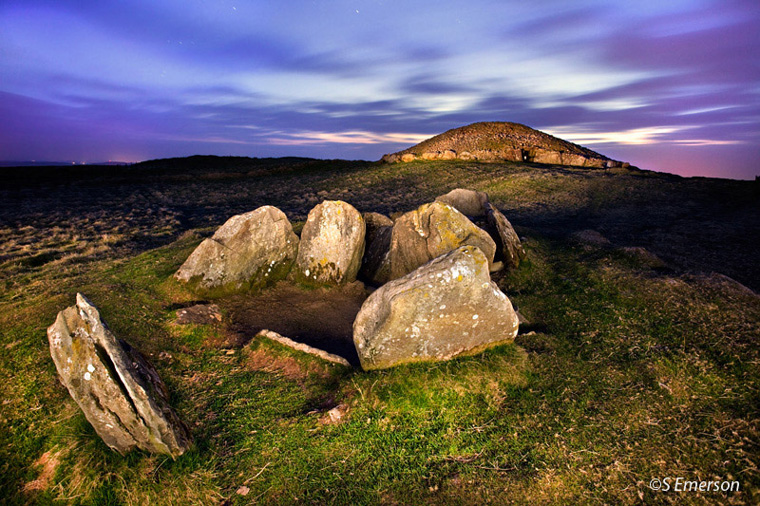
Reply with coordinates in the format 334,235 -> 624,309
387,201 -> 496,281
353,246 -> 519,370
47,294 -> 192,457
175,206 -> 299,296
295,200 -> 366,284
484,202 -> 526,270
360,212 -> 393,285
435,188 -> 490,217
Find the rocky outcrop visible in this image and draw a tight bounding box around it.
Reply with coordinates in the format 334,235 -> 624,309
295,200 -> 366,284
47,294 -> 192,457
353,246 -> 519,370
360,212 -> 393,285
386,201 -> 496,282
175,206 -> 298,296
381,122 -> 625,168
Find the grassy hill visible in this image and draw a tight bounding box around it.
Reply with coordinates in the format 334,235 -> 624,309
1,158 -> 758,504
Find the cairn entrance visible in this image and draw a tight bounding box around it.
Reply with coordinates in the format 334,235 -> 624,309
221,281 -> 370,366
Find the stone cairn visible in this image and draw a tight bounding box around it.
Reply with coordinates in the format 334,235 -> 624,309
48,190 -> 526,455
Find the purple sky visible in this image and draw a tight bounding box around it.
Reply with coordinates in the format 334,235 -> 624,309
1,0 -> 758,179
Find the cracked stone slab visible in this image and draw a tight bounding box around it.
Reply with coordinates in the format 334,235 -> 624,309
47,294 -> 192,457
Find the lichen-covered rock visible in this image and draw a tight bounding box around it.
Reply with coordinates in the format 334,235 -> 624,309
353,246 -> 519,370
295,200 -> 365,284
175,206 -> 298,296
400,153 -> 416,162
435,188 -> 490,217
484,202 -> 526,270
439,149 -> 457,160
387,201 -> 496,281
360,212 -> 393,285
47,294 -> 192,457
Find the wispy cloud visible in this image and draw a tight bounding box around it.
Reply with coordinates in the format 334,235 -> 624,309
266,130 -> 431,146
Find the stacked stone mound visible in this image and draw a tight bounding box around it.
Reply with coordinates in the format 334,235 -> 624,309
381,121 -> 627,168
47,294 -> 192,457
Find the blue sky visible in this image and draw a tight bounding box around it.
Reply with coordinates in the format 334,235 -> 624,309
1,0 -> 758,178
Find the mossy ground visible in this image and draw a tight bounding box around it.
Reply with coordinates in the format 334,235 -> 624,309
1,159 -> 758,504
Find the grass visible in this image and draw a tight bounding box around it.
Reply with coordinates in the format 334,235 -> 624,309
1,159 -> 758,504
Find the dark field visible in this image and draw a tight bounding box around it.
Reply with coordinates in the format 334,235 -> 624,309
1,157 -> 758,504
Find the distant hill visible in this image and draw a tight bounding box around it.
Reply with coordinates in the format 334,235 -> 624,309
382,121 -> 628,168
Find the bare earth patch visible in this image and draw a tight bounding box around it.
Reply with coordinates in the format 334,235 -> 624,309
23,449 -> 61,493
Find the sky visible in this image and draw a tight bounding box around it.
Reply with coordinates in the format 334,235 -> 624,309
1,0 -> 758,179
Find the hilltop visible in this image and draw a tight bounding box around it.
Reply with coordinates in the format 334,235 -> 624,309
383,121 -> 627,168
1,155 -> 757,504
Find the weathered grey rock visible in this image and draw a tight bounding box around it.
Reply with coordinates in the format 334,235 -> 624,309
484,202 -> 526,270
295,200 -> 366,284
353,246 -> 519,370
435,188 -> 490,217
175,206 -> 298,296
47,294 -> 192,457
387,201 -> 496,281
360,212 -> 393,285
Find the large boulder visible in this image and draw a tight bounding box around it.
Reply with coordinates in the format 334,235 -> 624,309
435,188 -> 490,218
484,202 -> 526,270
387,201 -> 496,281
359,212 -> 393,285
295,200 -> 366,284
175,206 -> 298,296
353,246 -> 519,370
47,294 -> 192,457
